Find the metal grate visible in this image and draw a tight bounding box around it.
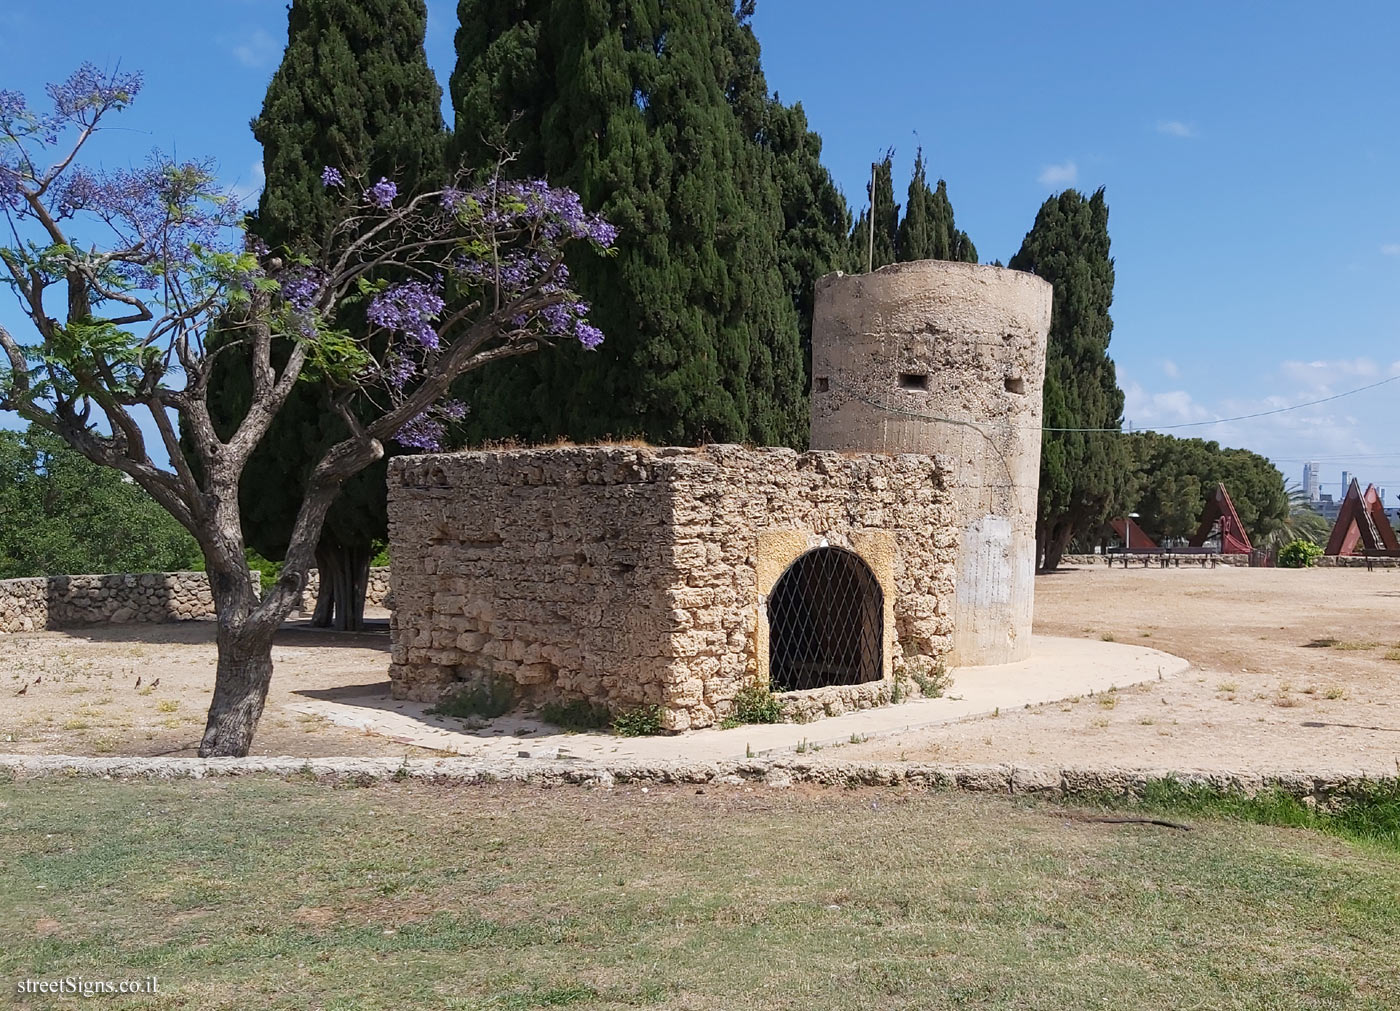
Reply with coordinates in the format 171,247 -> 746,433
766,548 -> 883,692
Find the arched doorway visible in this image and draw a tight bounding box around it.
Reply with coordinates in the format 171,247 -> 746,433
766,547 -> 883,691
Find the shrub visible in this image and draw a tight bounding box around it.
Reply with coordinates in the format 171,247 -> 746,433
731,683 -> 782,725
428,677 -> 515,720
1278,539 -> 1324,568
612,705 -> 666,737
538,699 -> 613,732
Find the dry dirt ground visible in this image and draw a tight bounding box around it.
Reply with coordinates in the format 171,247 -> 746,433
3,567 -> 1400,770
0,611 -> 411,758
848,566 -> 1400,773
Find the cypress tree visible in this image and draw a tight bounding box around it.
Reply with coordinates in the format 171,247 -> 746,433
897,148 -> 977,264
451,0 -> 809,447
766,97 -> 851,368
849,151 -> 898,272
1008,188 -> 1128,570
210,0 -> 447,628
717,4 -> 849,381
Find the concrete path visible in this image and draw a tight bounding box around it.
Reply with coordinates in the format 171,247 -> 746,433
286,634 -> 1189,763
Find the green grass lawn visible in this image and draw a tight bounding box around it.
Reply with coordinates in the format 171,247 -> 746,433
1,778 -> 1397,1010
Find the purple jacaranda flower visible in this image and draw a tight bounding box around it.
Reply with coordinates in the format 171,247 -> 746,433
279,268 -> 323,314
321,166 -> 344,188
367,280 -> 444,349
365,177 -> 397,208
394,413 -> 446,451
46,64 -> 141,119
383,355 -> 416,390
0,90 -> 25,120
575,321 -> 604,350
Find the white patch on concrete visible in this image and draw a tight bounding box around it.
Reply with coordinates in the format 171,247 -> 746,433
957,515 -> 1013,607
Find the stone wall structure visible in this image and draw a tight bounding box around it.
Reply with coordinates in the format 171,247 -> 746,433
387,445 -> 957,730
0,566 -> 392,634
295,567 -> 392,614
809,260 -> 1052,666
0,572 -> 219,634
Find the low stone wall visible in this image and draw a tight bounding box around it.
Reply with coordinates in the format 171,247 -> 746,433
296,566 -> 392,613
0,754 -> 1393,811
1060,553 -> 1252,567
1,565 -> 395,634
1315,556 -> 1400,568
0,572 -> 217,633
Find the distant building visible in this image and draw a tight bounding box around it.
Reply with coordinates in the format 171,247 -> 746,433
1316,492 -> 1340,523
1341,470 -> 1351,496
1303,462 -> 1321,502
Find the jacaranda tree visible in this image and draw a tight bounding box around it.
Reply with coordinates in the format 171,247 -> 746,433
0,67 -> 616,756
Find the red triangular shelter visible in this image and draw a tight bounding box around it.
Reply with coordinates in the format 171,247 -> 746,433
1109,516 -> 1158,549
1324,480 -> 1400,556
1188,483 -> 1252,554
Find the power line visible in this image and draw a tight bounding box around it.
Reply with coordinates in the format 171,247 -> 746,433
1140,374 -> 1400,433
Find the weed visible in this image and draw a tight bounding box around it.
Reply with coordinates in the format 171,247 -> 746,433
1324,686 -> 1347,701
1217,681 -> 1239,693
538,699 -> 613,732
1335,641 -> 1378,652
848,733 -> 869,745
1386,649 -> 1400,662
1100,633 -> 1116,642
61,718 -> 89,730
611,705 -> 665,737
730,683 -> 782,725
156,700 -> 179,713
1273,694 -> 1301,708
910,660 -> 951,699
428,678 -> 515,721
1097,694 -> 1118,710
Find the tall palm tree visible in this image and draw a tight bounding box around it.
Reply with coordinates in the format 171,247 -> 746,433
1259,481 -> 1330,549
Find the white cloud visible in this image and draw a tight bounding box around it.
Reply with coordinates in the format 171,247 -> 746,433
1160,359 -> 1180,379
1381,243 -> 1400,256
1276,357 -> 1395,392
1156,120 -> 1196,139
230,160 -> 265,208
1122,358 -> 1399,479
232,28 -> 280,69
1037,161 -> 1078,187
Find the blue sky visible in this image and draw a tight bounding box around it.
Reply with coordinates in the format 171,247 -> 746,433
2,0 -> 1397,498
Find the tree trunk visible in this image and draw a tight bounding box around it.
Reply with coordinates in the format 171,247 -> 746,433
1039,520 -> 1074,572
310,540 -> 372,631
310,542 -> 336,627
199,625 -> 277,757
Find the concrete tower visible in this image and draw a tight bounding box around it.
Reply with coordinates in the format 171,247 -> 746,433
809,260 -> 1053,666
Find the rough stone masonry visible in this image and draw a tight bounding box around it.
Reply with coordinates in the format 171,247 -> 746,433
387,445 -> 957,730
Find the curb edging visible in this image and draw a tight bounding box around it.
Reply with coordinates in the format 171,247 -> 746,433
1,754 -> 1394,806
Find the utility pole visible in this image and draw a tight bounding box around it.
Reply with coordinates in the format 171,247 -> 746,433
867,160 -> 875,274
